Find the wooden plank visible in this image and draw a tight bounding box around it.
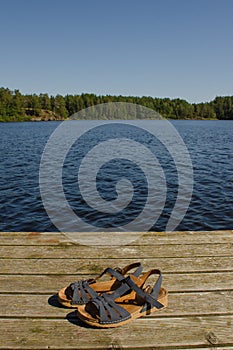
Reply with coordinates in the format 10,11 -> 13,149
0,272 -> 232,293
61,231 -> 233,247
1,242 -> 233,259
1,291 -> 233,318
0,316 -> 232,349
0,232 -> 70,246
0,230 -> 233,245
1,256 -> 233,274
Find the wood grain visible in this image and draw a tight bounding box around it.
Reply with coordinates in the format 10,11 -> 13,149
1,242 -> 233,258
1,256 -> 233,274
0,230 -> 233,349
1,316 -> 233,349
0,271 -> 233,293
0,230 -> 233,245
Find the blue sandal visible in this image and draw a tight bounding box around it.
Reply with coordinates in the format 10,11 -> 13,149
58,262 -> 142,307
76,269 -> 168,328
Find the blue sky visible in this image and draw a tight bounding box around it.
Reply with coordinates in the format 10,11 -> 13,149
0,0 -> 233,103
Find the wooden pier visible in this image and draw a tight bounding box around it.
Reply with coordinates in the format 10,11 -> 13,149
0,230 -> 233,349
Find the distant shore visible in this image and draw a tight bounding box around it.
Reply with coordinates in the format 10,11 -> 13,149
0,87 -> 232,122
0,115 -> 219,122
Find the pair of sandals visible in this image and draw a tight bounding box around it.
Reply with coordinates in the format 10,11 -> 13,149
58,262 -> 168,328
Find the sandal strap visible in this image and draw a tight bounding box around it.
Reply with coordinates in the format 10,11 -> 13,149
96,267 -> 126,282
120,262 -> 143,277
71,267 -> 125,304
124,275 -> 164,309
139,268 -> 163,300
109,269 -> 164,309
108,277 -> 132,300
91,294 -> 131,325
92,262 -> 143,283
71,280 -> 99,305
94,263 -> 143,299
71,263 -> 143,305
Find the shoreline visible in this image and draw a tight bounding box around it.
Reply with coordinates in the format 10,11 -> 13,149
0,117 -> 221,123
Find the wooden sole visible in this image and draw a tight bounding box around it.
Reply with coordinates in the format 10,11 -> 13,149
76,287 -> 168,328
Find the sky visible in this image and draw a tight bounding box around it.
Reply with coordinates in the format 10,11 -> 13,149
0,0 -> 233,103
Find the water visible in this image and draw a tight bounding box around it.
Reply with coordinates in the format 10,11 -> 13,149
0,120 -> 232,231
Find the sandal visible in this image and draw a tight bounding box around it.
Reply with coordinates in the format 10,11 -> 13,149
76,269 -> 168,328
58,262 -> 142,307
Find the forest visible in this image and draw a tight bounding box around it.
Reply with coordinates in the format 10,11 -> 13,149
0,87 -> 233,121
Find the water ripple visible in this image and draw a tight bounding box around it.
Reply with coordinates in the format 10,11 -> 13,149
0,120 -> 233,231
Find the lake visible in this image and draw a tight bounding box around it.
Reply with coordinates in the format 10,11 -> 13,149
0,120 -> 232,232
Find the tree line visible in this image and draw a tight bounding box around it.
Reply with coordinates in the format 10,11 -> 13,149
0,87 -> 233,121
